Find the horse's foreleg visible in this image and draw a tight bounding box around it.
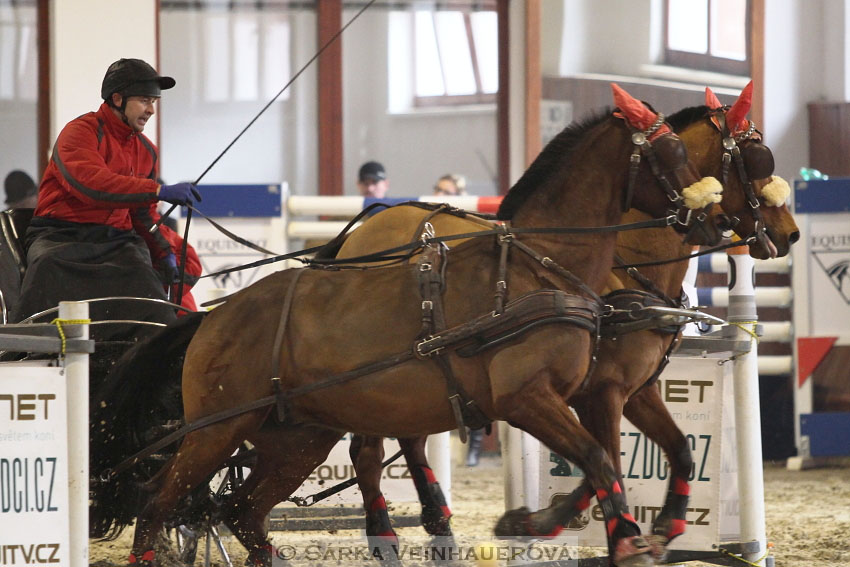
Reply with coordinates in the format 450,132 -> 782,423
222,425 -> 343,567
350,435 -> 400,561
130,413 -> 263,566
623,386 -> 693,562
492,377 -> 652,567
400,436 -> 453,537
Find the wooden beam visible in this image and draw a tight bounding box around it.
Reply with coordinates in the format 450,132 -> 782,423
317,0 -> 343,196
524,0 -> 541,167
749,0 -> 765,135
37,0 -> 50,177
496,0 -> 510,195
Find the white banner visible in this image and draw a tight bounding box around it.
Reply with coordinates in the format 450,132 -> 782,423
805,213 -> 850,336
284,435 -> 418,507
537,357 -> 739,551
0,366 -> 70,566
183,215 -> 289,307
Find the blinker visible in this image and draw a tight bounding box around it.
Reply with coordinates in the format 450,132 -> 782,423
741,143 -> 775,180
651,134 -> 688,170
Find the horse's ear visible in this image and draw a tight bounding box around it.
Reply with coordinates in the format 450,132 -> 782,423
611,82 -> 658,131
726,80 -> 754,135
705,87 -> 724,110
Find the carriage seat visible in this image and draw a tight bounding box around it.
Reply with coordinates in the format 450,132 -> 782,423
0,208 -> 33,278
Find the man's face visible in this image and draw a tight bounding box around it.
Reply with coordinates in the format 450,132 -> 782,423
114,94 -> 158,132
358,178 -> 388,198
434,179 -> 459,196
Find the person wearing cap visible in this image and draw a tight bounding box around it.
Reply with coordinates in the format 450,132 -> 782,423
4,170 -> 38,209
357,161 -> 389,198
12,58 -> 201,331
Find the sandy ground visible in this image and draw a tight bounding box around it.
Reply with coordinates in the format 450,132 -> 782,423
89,453 -> 850,567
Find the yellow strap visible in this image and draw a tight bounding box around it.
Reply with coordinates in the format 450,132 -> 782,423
718,544 -> 772,566
728,320 -> 759,343
50,318 -> 91,355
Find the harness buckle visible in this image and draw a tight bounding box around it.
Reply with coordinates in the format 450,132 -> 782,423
495,280 -> 507,291
422,300 -> 433,312
419,262 -> 432,272
415,336 -> 443,358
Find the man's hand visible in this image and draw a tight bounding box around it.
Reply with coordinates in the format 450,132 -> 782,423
160,253 -> 180,284
159,182 -> 202,206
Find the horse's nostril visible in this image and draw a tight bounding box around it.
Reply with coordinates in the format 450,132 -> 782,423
789,230 -> 801,244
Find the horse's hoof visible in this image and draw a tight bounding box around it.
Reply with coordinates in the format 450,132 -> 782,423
493,506 -> 531,538
367,535 -> 400,564
245,543 -> 275,567
644,534 -> 669,563
612,536 -> 654,567
422,505 -> 453,536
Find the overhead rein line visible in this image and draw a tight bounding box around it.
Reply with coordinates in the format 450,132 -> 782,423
152,0 -> 378,234
153,0 -> 377,304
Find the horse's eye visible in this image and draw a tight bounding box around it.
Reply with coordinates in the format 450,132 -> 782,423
741,143 -> 775,179
652,134 -> 688,170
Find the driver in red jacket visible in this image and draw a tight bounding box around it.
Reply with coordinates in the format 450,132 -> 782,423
13,59 -> 201,330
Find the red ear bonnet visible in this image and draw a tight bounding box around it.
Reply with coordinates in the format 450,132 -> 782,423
704,87 -> 724,110
725,80 -> 754,137
610,83 -> 671,138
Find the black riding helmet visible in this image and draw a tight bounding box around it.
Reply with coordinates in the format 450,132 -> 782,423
101,58 -> 175,109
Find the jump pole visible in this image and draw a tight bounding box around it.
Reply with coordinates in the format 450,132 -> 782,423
725,243 -> 768,565
60,301 -> 90,567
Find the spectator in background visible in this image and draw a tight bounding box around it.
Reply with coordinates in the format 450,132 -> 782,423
4,170 -> 38,209
357,161 -> 389,198
433,173 -> 467,197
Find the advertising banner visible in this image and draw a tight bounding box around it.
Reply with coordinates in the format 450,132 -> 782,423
537,357 -> 739,551
0,366 -> 70,566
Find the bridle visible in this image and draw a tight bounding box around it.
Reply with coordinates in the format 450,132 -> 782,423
710,107 -> 773,246
622,113 -> 716,238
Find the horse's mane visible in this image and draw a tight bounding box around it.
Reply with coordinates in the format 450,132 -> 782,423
665,105 -> 710,132
497,109 -> 612,220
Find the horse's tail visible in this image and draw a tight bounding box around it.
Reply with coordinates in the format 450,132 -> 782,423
89,311 -> 206,540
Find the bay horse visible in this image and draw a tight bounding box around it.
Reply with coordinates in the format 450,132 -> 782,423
302,83 -> 798,562
97,84 -> 726,567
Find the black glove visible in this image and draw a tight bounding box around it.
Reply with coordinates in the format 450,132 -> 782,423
159,182 -> 202,206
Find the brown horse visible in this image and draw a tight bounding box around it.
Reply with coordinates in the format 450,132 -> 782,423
326,82 -> 798,563
122,84 -> 725,567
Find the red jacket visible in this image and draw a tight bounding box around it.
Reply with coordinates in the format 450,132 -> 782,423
35,102 -> 163,241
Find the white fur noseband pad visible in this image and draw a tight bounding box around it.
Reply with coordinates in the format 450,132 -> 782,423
761,175 -> 791,207
682,176 -> 723,209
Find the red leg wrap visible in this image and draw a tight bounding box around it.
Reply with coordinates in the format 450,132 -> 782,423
673,477 -> 690,496
370,494 -> 388,512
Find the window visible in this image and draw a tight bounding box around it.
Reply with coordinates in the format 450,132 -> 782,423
0,1 -> 37,102
163,1 -> 291,103
413,3 -> 498,107
664,0 -> 749,75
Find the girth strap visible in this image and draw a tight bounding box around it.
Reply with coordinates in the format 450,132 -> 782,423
416,245 -> 489,440
269,268 -> 307,421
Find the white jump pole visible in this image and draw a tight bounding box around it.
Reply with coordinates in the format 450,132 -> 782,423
726,244 -> 767,564
426,432 -> 452,508
60,301 -> 90,567
501,423 -> 539,511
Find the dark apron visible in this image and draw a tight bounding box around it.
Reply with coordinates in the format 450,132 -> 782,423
12,217 -> 177,343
